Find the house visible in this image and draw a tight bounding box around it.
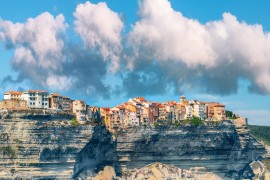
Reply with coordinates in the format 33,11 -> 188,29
62,96 -> 73,112
100,107 -> 111,129
141,107 -> 149,125
175,103 -> 186,121
149,103 -> 160,124
73,100 -> 88,122
110,107 -> 121,130
213,104 -> 226,121
193,101 -> 207,120
21,90 -> 49,109
183,101 -> 193,119
49,93 -> 62,110
49,93 -> 72,112
4,91 -> 23,100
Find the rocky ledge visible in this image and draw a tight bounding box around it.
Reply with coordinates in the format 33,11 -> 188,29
0,118 -> 93,179
74,122 -> 266,179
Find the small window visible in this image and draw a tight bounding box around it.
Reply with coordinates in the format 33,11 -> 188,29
30,102 -> 32,105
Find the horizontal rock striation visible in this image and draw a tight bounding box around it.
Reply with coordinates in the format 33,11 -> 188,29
74,122 -> 266,179
0,118 -> 93,179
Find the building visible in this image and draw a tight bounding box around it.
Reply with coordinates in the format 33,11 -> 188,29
175,104 -> 186,121
49,93 -> 62,110
49,93 -> 72,112
193,102 -> 207,120
4,91 -> 23,100
62,96 -> 73,112
21,90 -> 49,109
184,103 -> 193,119
149,103 -> 160,124
213,104 -> 226,121
100,107 -> 111,129
73,100 -> 88,122
110,107 -> 121,130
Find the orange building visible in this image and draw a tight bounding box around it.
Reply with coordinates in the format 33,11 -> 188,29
213,104 -> 226,121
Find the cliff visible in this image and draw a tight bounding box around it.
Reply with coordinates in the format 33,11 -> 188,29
0,116 -> 267,179
0,118 -> 93,179
74,122 -> 266,179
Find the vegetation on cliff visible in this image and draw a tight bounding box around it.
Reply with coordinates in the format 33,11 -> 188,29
248,125 -> 270,145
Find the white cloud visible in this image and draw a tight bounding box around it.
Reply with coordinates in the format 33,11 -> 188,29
0,12 -> 68,90
74,1 -> 124,72
128,0 -> 217,68
46,75 -> 74,91
127,0 -> 270,94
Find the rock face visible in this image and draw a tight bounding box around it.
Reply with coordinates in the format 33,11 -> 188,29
0,118 -> 93,179
73,125 -> 120,179
74,122 -> 266,179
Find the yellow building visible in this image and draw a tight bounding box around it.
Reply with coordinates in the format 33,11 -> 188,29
100,107 -> 111,129
213,104 -> 226,121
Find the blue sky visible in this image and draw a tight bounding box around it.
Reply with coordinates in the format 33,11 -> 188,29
1,0 -> 270,125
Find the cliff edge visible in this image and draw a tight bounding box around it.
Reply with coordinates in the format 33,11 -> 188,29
74,122 -> 266,179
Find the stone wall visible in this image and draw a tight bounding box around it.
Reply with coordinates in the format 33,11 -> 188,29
0,100 -> 27,110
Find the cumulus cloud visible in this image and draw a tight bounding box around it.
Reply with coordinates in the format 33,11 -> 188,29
1,0 -> 270,100
0,11 -> 111,98
74,1 -> 124,72
0,12 -> 67,89
124,0 -> 270,96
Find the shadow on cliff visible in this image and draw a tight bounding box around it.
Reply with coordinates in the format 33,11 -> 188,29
73,125 -> 121,179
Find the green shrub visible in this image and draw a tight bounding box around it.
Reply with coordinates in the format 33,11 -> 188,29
173,121 -> 180,127
0,146 -> 16,159
190,116 -> 204,126
154,122 -> 159,127
70,118 -> 80,126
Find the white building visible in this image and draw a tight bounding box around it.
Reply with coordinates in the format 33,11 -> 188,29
21,90 -> 49,109
73,100 -> 87,121
185,105 -> 193,119
4,91 -> 23,100
193,102 -> 206,120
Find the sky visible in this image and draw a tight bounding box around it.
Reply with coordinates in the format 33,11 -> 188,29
0,0 -> 270,125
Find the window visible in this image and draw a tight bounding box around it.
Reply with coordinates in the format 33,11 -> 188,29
45,103 -> 47,105
33,102 -> 35,105
30,102 -> 32,105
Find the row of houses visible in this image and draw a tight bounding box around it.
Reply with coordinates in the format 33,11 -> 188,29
1,91 -> 229,130
99,96 -> 226,132
1,90 -> 90,123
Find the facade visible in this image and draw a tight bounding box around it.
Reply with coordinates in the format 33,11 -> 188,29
21,90 -> 49,109
149,103 -> 160,124
4,91 -> 23,100
184,105 -> 193,119
62,96 -> 73,112
213,104 -> 226,121
73,100 -> 87,121
49,93 -> 62,110
176,104 -> 186,121
110,107 -> 121,130
193,102 -> 206,120
49,93 -> 72,112
100,107 -> 111,129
